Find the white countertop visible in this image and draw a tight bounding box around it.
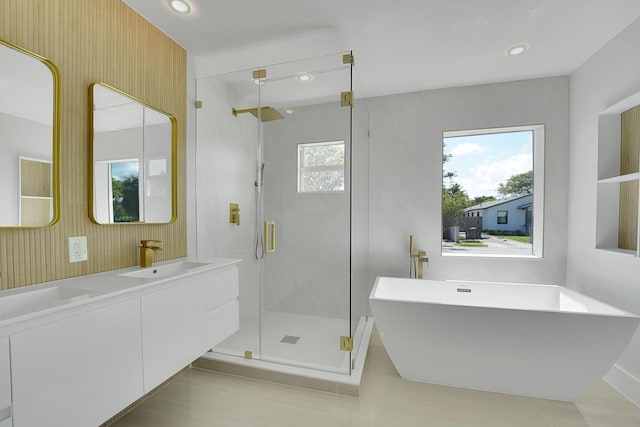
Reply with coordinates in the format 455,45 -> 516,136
0,257 -> 241,334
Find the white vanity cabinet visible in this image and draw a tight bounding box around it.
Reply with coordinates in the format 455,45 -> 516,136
141,276 -> 208,392
0,258 -> 240,426
205,266 -> 239,346
0,337 -> 11,427
10,298 -> 143,427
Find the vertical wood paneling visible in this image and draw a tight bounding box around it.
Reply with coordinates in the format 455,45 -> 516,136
618,104 -> 640,251
618,180 -> 638,251
0,0 -> 187,289
621,104 -> 640,175
21,159 -> 51,197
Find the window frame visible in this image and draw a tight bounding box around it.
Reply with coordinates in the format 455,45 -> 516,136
497,210 -> 508,225
297,140 -> 345,193
442,124 -> 545,258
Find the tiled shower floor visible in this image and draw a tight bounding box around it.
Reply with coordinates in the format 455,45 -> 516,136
213,311 -> 351,372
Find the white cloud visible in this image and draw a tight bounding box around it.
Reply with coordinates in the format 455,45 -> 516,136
456,153 -> 532,199
450,142 -> 487,157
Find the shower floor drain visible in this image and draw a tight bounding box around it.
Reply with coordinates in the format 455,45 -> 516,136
280,335 -> 300,344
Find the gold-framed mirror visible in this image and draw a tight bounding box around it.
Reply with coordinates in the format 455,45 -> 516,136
0,39 -> 60,227
89,83 -> 177,224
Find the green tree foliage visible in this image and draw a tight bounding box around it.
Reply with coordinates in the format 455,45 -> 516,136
497,170 -> 533,197
442,183 -> 471,228
442,141 -> 470,228
471,195 -> 496,205
301,143 -> 345,191
112,175 -> 139,222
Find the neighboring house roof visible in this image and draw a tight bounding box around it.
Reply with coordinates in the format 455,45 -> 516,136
517,202 -> 533,209
465,194 -> 532,211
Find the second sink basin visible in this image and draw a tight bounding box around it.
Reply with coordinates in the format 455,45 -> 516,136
119,261 -> 211,279
0,286 -> 92,320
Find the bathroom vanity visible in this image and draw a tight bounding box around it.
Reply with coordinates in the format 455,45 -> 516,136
0,257 -> 240,427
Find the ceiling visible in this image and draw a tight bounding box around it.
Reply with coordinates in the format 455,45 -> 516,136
122,0 -> 640,99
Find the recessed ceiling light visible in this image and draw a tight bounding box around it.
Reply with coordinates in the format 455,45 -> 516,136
506,44 -> 528,56
284,109 -> 294,115
169,0 -> 191,14
296,73 -> 313,82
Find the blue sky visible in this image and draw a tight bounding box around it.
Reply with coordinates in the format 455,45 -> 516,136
111,161 -> 139,181
443,131 -> 532,199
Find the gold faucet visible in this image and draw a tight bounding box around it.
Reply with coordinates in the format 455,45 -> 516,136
139,240 -> 162,268
409,235 -> 428,279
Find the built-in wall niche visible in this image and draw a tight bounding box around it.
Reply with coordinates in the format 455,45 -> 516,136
19,157 -> 53,226
596,91 -> 640,255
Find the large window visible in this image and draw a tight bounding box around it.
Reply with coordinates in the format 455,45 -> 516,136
442,125 -> 544,257
297,141 -> 345,193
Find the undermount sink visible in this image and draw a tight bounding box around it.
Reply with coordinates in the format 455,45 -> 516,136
0,286 -> 92,320
118,261 -> 211,279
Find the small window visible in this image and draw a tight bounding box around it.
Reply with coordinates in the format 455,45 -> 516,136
497,210 -> 508,224
298,141 -> 345,193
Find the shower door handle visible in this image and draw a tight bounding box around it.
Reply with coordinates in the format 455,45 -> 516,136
264,221 -> 276,253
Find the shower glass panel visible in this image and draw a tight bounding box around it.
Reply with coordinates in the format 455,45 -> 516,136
259,53 -> 352,373
196,51 -> 356,375
195,67 -> 262,361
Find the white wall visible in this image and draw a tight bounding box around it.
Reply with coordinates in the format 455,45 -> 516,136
367,77 -> 569,285
567,17 -> 640,406
0,113 -> 52,225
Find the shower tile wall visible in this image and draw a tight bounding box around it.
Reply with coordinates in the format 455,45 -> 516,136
262,103 -> 350,318
196,70 -> 370,329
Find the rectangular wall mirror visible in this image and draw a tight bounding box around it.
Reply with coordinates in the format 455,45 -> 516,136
0,39 -> 60,227
89,83 -> 177,224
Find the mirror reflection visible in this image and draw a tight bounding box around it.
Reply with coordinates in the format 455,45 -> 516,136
0,39 -> 59,227
90,83 -> 176,224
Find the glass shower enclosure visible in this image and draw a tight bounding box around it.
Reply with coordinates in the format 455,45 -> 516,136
196,51 -> 367,375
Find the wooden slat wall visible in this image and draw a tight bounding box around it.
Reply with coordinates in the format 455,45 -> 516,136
621,104 -> 640,175
618,104 -> 640,250
21,159 -> 51,198
618,180 -> 638,251
0,0 -> 187,289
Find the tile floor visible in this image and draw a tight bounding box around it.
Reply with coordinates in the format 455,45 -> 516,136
112,330 -> 640,426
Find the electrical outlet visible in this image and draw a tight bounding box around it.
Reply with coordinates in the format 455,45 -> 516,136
68,236 -> 88,263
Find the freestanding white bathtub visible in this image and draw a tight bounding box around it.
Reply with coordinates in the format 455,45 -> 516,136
369,276 -> 640,401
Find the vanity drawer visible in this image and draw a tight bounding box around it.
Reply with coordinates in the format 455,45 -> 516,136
207,300 -> 239,347
205,266 -> 238,310
0,336 -> 10,414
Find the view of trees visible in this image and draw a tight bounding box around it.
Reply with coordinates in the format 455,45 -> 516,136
112,175 -> 139,222
300,142 -> 345,192
497,170 -> 533,197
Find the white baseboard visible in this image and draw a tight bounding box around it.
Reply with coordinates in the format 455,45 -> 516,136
604,364 -> 640,408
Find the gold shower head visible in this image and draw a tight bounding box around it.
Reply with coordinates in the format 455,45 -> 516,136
231,106 -> 284,122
